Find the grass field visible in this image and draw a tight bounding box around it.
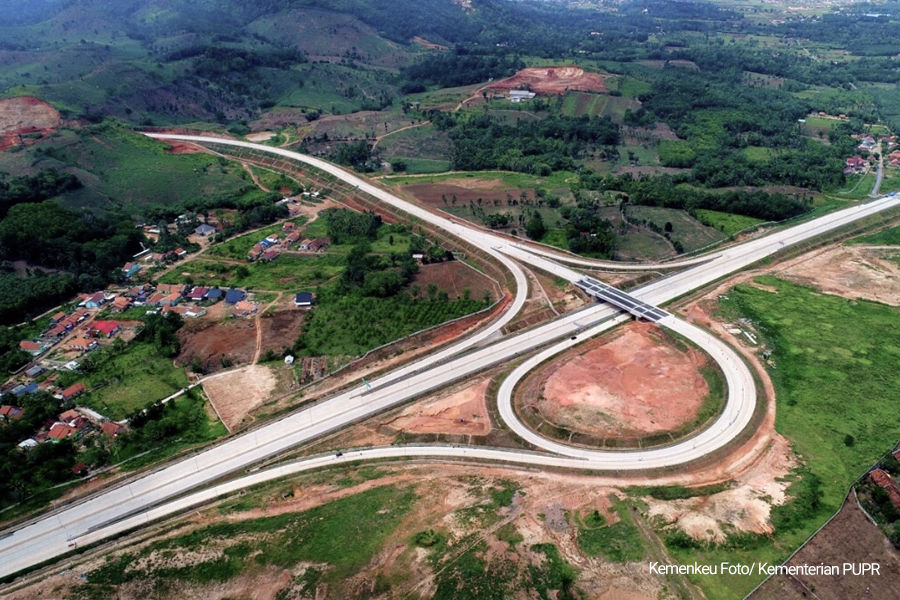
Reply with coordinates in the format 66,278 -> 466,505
87,484 -> 416,588
675,276 -> 900,600
387,157 -> 451,174
0,124 -> 256,214
376,123 -> 453,163
560,91 -> 609,117
626,206 -> 725,252
694,209 -> 766,236
849,224 -> 900,246
159,254 -> 345,291
576,497 -> 644,562
615,228 -> 674,261
878,169 -> 900,195
298,291 -> 489,357
832,172 -> 876,200
78,342 -> 189,420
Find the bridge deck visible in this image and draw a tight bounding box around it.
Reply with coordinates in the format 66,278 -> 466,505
575,277 -> 669,322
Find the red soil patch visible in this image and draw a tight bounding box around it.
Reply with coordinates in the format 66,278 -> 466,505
178,319 -> 257,373
532,321 -> 710,438
487,66 -> 608,95
161,140 -> 205,154
0,96 -> 60,151
411,261 -> 499,302
385,379 -> 490,435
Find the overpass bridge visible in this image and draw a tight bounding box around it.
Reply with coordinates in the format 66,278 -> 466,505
574,276 -> 668,322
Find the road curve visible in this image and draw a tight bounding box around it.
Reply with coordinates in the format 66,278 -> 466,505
0,140 -> 896,581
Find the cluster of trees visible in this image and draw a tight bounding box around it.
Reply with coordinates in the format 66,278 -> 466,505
431,112 -> 620,175
0,325 -> 31,374
341,243 -> 420,298
323,208 -> 382,244
0,390 -> 79,506
0,169 -> 82,219
0,201 -> 144,325
330,140 -> 378,173
860,454 -> 900,549
402,51 -> 524,91
606,175 -> 809,222
559,206 -> 616,257
138,312 -> 184,358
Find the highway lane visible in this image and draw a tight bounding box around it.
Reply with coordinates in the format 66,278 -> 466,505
1,137 -> 896,579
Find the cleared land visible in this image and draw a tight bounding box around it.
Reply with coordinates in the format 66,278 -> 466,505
519,322 -> 715,446
384,379 -> 491,436
750,496 -> 900,600
0,96 -> 60,150
201,364 -> 279,431
487,66 -> 609,95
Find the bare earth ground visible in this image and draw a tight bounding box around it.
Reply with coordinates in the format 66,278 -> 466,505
383,378 -> 491,436
6,467 -> 685,600
178,319 -> 257,373
0,96 -> 60,151
750,495 -> 900,600
256,309 -> 305,358
201,364 -> 278,431
524,321 -> 710,439
770,243 -> 900,306
487,66 -> 610,95
410,261 -> 500,301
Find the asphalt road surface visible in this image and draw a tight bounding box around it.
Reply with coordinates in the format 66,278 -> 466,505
0,136 -> 895,580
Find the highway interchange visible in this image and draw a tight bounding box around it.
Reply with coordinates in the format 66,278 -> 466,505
0,135 -> 897,580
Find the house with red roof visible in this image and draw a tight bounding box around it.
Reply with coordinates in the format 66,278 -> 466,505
188,287 -> 209,302
19,340 -> 45,355
260,249 -> 279,263
869,468 -> 900,511
0,405 -> 24,421
111,296 -> 132,312
233,300 -> 258,317
68,336 -> 99,353
48,422 -> 77,440
89,321 -> 121,338
50,311 -> 67,324
58,382 -> 86,402
101,421 -> 128,438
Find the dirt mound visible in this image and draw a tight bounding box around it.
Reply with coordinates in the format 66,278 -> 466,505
487,66 -> 608,95
527,321 -> 710,439
0,96 -> 60,150
178,319 -> 257,372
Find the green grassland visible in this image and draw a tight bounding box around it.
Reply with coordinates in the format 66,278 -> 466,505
626,205 -> 725,252
159,254 -> 345,291
850,224 -> 900,246
878,169 -> 900,195
694,209 -> 765,236
615,228 -> 674,261
298,291 -> 489,357
678,277 -> 900,600
87,484 -> 416,590
0,124 -> 256,214
77,342 -> 190,420
741,146 -> 781,163
388,157 -> 452,174
832,172 -> 876,200
576,497 -> 644,562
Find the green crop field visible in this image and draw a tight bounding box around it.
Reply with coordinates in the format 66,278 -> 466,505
382,169 -> 578,190
672,277 -> 900,600
560,91 -> 609,117
694,209 -> 766,236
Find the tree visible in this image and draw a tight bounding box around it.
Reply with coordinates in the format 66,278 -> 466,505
525,212 -> 547,240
